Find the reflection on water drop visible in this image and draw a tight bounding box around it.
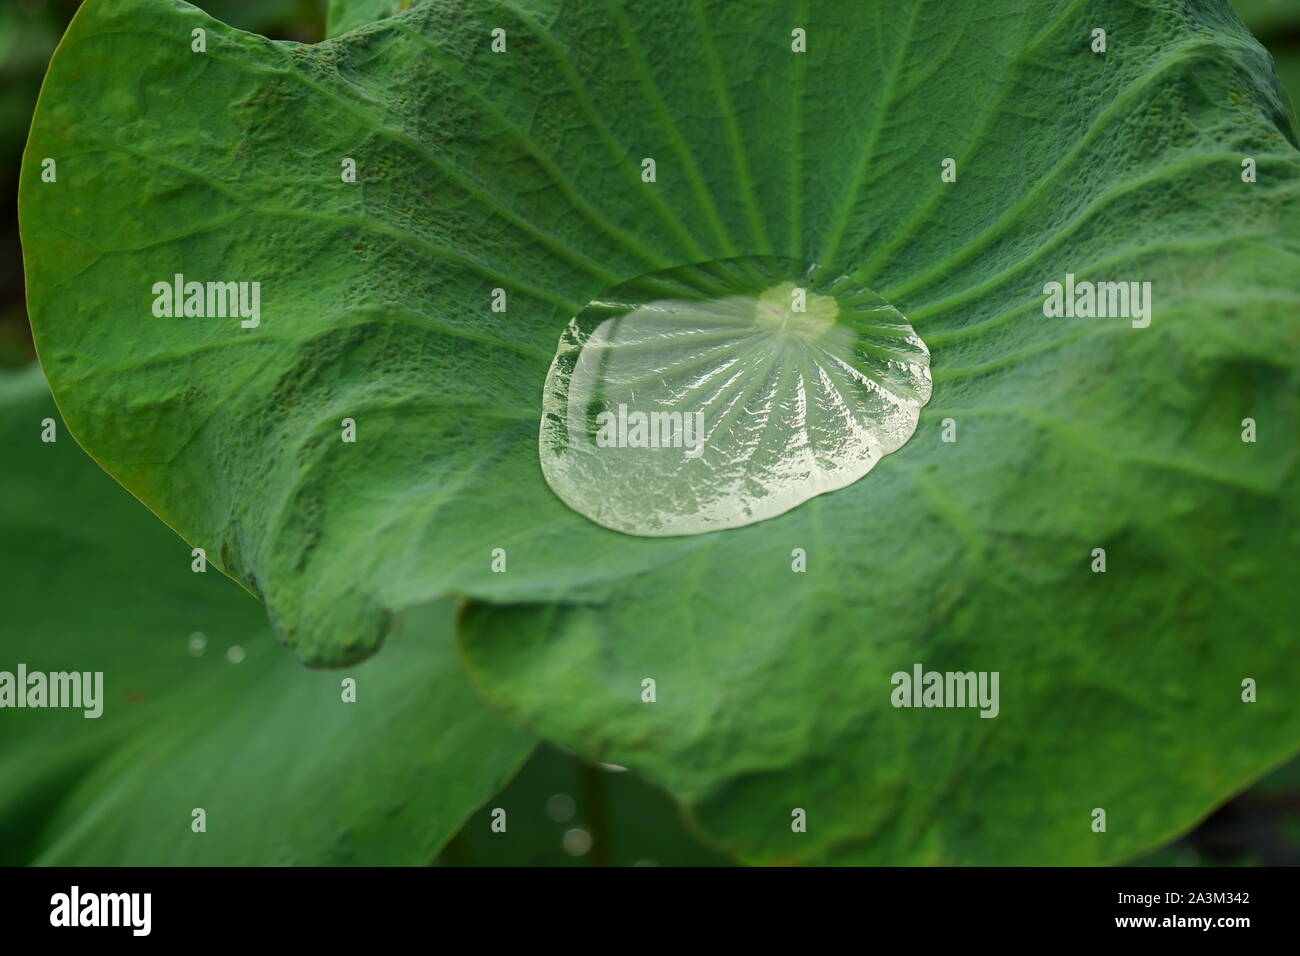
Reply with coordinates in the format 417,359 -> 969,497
539,257 -> 931,537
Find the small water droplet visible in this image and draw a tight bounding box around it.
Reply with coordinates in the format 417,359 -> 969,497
540,257 -> 932,536
187,632 -> 207,657
562,827 -> 592,857
226,645 -> 245,664
546,793 -> 576,822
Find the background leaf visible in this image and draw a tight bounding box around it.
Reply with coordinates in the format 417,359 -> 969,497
0,365 -> 533,864
437,744 -> 733,866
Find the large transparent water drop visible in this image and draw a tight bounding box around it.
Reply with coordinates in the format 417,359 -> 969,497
539,257 -> 932,537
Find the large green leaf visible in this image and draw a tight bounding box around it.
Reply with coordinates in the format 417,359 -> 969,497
20,0 -> 1300,865
0,365 -> 532,864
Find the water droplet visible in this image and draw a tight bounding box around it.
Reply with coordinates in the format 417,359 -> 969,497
540,257 -> 932,536
187,632 -> 207,657
546,793 -> 576,822
562,827 -> 593,856
226,645 -> 245,664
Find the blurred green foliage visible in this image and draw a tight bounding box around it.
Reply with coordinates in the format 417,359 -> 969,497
438,744 -> 734,866
1236,0 -> 1300,127
1234,0 -> 1300,39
